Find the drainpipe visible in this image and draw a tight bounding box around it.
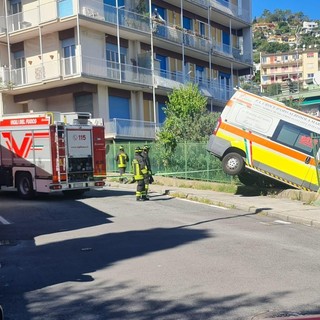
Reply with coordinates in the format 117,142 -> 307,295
149,0 -> 156,125
208,5 -> 213,111
4,0 -> 11,83
76,0 -> 81,74
181,0 -> 185,80
116,0 -> 121,83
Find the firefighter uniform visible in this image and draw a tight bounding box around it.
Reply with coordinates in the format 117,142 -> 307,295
115,146 -> 129,182
142,145 -> 152,198
132,146 -> 148,201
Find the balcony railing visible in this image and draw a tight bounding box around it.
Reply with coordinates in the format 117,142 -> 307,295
261,59 -> 302,67
185,0 -> 251,24
0,0 -> 250,65
105,118 -> 156,140
209,0 -> 251,24
0,54 -> 233,104
82,55 -> 153,85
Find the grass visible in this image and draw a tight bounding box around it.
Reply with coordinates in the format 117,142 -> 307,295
154,176 -> 238,194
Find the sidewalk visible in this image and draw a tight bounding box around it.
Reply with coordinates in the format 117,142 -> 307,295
106,175 -> 320,230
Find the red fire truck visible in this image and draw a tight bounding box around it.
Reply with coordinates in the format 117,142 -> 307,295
0,111 -> 106,198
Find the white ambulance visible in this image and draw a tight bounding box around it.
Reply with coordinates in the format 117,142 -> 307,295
207,88 -> 320,191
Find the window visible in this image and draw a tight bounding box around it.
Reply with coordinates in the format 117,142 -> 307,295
13,50 -> 25,85
62,38 -> 76,75
183,16 -> 192,31
9,0 -> 22,31
272,120 -> 313,155
106,43 -> 126,64
9,0 -> 22,14
196,65 -> 204,83
152,5 -> 166,37
199,21 -> 205,36
155,54 -> 167,78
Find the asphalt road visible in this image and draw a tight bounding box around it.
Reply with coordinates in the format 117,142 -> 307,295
1,186 -> 320,320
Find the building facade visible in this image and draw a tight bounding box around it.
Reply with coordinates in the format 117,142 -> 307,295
260,49 -> 320,94
0,0 -> 252,140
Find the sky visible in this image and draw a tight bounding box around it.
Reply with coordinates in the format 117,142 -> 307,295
252,0 -> 320,21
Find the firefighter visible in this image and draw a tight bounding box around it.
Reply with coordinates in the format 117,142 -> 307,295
142,145 -> 153,198
115,145 -> 129,183
132,146 -> 148,201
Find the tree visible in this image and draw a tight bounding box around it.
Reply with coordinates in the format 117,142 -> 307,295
282,96 -> 304,110
266,83 -> 281,96
156,83 -> 219,162
260,42 -> 290,53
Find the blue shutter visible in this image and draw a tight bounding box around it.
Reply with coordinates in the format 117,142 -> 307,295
109,96 -> 130,119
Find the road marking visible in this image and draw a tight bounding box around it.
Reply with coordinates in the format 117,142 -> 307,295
176,197 -> 228,210
274,220 -> 291,225
0,216 -> 11,225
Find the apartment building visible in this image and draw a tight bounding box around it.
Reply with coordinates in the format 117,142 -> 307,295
260,48 -> 319,93
0,0 -> 252,140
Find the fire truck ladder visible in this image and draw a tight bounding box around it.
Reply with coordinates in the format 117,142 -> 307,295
56,124 -> 67,183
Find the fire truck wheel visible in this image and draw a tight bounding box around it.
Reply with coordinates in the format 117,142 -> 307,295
17,173 -> 35,199
222,152 -> 244,175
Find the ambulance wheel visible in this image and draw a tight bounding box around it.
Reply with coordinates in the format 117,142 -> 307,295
222,152 -> 244,175
17,173 -> 35,199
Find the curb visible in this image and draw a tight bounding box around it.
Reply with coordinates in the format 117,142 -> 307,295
106,178 -> 320,230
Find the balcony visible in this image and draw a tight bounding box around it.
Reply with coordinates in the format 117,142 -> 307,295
0,0 -> 249,66
261,59 -> 302,67
183,0 -> 251,24
209,0 -> 251,24
1,53 -> 233,105
2,0 -> 63,33
105,118 -> 157,140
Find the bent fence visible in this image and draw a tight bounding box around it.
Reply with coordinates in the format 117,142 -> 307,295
107,141 -> 235,184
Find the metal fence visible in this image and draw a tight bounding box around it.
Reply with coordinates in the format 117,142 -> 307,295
107,141 -> 234,184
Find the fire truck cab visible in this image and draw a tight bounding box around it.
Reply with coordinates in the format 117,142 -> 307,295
0,111 -> 106,199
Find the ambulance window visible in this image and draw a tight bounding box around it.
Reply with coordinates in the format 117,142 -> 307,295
272,120 -> 313,155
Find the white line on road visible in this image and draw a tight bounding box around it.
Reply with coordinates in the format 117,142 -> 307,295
176,197 -> 228,210
0,216 -> 11,225
274,220 -> 291,225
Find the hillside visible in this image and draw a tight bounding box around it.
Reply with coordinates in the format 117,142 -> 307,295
253,9 -> 320,63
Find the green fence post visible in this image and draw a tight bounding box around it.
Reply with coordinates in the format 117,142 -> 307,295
112,141 -> 116,173
185,141 -> 187,180
206,149 -> 209,181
